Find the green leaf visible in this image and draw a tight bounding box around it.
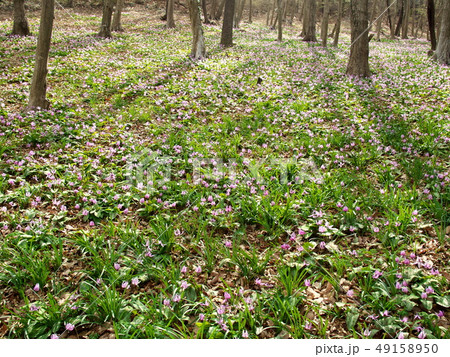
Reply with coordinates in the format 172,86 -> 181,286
421,299 -> 433,310
346,309 -> 359,331
435,295 -> 450,308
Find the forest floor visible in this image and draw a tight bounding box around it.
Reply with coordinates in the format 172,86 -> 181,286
0,7 -> 449,339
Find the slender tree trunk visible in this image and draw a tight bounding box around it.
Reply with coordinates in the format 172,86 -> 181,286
428,0 -> 437,51
166,0 -> 176,28
212,0 -> 218,20
369,0 -> 377,31
321,0 -> 329,46
235,0 -> 246,28
189,0 -> 206,59
401,0 -> 410,39
394,0 -> 403,37
333,0 -> 342,46
277,0 -> 283,41
302,0 -> 317,42
270,0 -> 277,28
112,0 -> 124,32
410,0 -> 415,38
201,0 -> 210,24
386,0 -> 395,38
12,0 -> 31,36
221,0 -> 235,47
27,0 -> 55,111
98,0 -> 115,38
249,0 -> 252,23
215,0 -> 226,20
376,0 -> 384,41
346,0 -> 370,77
435,0 -> 450,65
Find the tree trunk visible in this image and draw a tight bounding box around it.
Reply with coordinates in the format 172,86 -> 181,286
435,0 -> 450,65
386,0 -> 395,38
27,0 -> 54,111
346,0 -> 370,77
220,0 -> 235,47
166,0 -> 176,28
112,0 -> 124,32
321,0 -> 329,46
98,0 -> 115,38
215,0 -> 226,20
12,0 -> 31,36
333,0 -> 342,46
376,0 -> 384,41
249,0 -> 252,23
277,0 -> 283,41
369,0 -> 377,31
394,0 -> 403,37
189,0 -> 206,59
401,0 -> 410,39
235,0 -> 246,28
201,0 -> 210,24
428,0 -> 437,51
302,0 -> 317,42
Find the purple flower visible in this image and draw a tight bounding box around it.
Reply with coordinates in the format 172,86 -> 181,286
172,294 -> 181,302
281,243 -> 290,250
421,292 -> 428,299
180,281 -> 189,290
30,304 -> 39,311
242,330 -> 249,338
180,266 -> 187,274
363,329 -> 371,337
304,279 -> 311,287
131,278 -> 139,286
121,281 -> 129,289
372,270 -> 382,279
113,262 -> 120,271
418,329 -> 426,339
224,292 -> 231,300
305,322 -> 312,330
199,313 -> 205,321
50,334 -> 59,339
224,240 -> 232,248
65,323 -> 75,331
346,289 -> 354,298
319,241 -> 326,249
33,283 -> 40,292
163,298 -> 171,306
425,286 -> 434,294
318,226 -> 326,233
398,332 -> 405,339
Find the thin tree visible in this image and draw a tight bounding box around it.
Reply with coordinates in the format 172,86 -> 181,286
201,0 -> 210,24
98,0 -> 115,38
277,0 -> 283,41
27,0 -> 55,111
333,0 -> 342,46
166,0 -> 176,28
376,0 -> 384,41
401,0 -> 410,39
189,0 -> 206,59
214,0 -> 226,20
321,0 -> 329,46
220,0 -> 235,47
302,0 -> 317,42
386,0 -> 395,38
428,0 -> 437,51
12,0 -> 30,36
112,0 -> 124,32
346,0 -> 370,77
435,0 -> 450,65
249,0 -> 253,23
